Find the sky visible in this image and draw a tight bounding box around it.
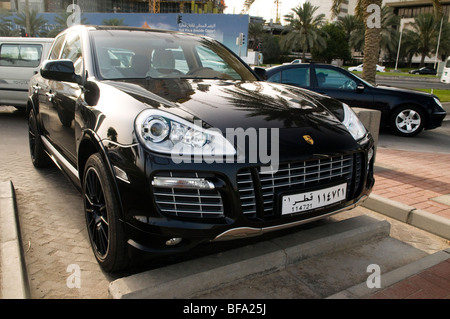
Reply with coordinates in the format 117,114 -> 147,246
223,0 -> 305,24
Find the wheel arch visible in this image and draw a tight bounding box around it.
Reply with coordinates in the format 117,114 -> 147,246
78,130 -> 125,218
389,102 -> 429,126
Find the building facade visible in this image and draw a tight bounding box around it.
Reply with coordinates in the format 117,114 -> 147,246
2,0 -> 226,14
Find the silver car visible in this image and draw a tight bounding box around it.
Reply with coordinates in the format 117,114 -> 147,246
0,37 -> 53,109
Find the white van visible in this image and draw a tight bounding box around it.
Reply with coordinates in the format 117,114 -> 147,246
441,56 -> 450,84
0,37 -> 54,108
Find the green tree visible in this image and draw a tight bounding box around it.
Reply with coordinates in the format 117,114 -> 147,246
281,1 -> 327,60
102,18 -> 127,26
13,9 -> 48,37
0,10 -> 12,36
248,22 -> 265,51
312,23 -> 351,63
404,13 -> 440,67
332,0 -> 441,83
260,33 -> 281,64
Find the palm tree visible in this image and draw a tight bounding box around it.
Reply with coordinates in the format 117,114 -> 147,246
46,10 -> 88,37
281,1 -> 327,60
102,18 -> 127,26
0,10 -> 12,36
13,9 -> 48,37
332,0 -> 441,84
337,14 -> 365,55
404,13 -> 442,67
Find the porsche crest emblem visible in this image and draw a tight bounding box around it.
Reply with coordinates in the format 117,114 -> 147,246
303,135 -> 314,145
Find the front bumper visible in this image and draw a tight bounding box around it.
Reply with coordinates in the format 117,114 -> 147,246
109,138 -> 375,255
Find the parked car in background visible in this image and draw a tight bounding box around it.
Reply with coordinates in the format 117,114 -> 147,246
348,64 -> 386,72
0,37 -> 53,109
442,57 -> 450,83
265,63 -> 446,137
28,26 -> 375,272
409,67 -> 437,75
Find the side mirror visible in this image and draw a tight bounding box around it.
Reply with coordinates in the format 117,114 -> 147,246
253,67 -> 268,81
40,59 -> 82,84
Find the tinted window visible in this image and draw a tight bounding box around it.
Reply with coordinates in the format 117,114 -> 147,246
267,71 -> 280,83
315,67 -> 356,90
0,44 -> 43,67
281,67 -> 310,87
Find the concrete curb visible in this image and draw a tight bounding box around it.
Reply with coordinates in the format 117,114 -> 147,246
362,194 -> 450,240
327,248 -> 450,299
0,181 -> 30,299
109,214 -> 390,299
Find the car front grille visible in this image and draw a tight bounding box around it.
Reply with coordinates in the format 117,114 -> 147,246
237,153 -> 364,219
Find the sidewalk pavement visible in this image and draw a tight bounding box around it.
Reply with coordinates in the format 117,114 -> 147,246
360,147 -> 450,299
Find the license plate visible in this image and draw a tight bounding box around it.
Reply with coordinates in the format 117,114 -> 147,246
281,183 -> 347,215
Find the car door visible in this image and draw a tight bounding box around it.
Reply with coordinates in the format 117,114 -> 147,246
311,65 -> 376,110
41,31 -> 83,165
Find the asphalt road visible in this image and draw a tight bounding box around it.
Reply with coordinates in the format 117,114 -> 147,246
376,75 -> 450,90
378,117 -> 450,154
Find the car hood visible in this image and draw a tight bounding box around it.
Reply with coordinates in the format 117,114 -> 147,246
103,79 -> 359,157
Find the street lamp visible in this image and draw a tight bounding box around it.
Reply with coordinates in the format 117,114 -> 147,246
433,16 -> 444,73
395,17 -> 405,72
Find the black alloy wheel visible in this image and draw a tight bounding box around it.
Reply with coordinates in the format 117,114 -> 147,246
28,109 -> 51,168
83,153 -> 129,272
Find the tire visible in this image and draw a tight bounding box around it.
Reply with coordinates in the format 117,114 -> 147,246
83,153 -> 129,272
28,109 -> 52,168
389,106 -> 425,137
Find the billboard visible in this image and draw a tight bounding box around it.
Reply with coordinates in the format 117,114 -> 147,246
34,12 -> 249,56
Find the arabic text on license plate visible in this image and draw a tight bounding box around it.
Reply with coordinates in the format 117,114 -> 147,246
282,183 -> 347,215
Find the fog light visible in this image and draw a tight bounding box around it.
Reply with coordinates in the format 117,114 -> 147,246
166,238 -> 182,246
152,177 -> 214,189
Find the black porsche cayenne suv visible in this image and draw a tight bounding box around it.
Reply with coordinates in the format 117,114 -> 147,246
28,26 -> 375,272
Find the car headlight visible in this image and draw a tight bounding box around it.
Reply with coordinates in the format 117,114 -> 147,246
342,103 -> 367,141
135,109 -> 236,157
433,97 -> 442,108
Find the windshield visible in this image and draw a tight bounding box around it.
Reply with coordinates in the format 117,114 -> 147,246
90,29 -> 257,81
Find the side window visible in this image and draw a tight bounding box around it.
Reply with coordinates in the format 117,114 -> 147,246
280,67 -> 310,87
0,44 -> 43,67
267,71 -> 280,83
49,35 -> 66,60
315,67 -> 356,90
60,32 -> 83,75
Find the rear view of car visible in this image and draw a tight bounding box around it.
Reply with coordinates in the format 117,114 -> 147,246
0,37 -> 53,109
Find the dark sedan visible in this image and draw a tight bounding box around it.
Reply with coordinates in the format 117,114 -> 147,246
409,67 -> 437,75
28,26 -> 374,272
265,63 -> 446,137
